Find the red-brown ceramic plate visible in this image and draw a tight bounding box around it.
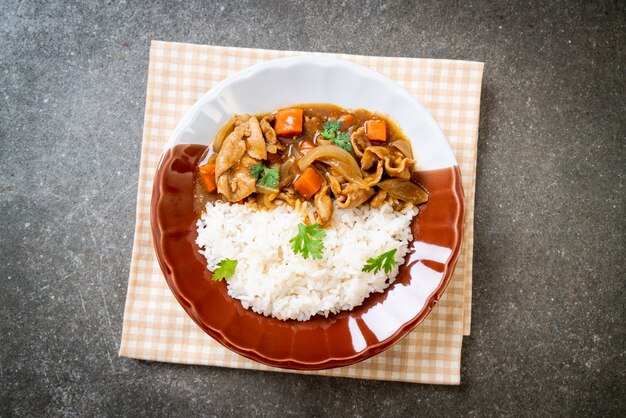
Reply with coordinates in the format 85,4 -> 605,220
151,57 -> 464,370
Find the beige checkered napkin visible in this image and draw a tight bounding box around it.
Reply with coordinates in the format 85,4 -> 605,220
119,41 -> 484,385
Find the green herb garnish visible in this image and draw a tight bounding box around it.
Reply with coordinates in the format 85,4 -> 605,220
250,164 -> 280,188
319,120 -> 353,152
250,164 -> 265,179
213,258 -> 238,281
320,120 -> 342,140
362,249 -> 398,274
289,223 -> 326,260
333,131 -> 352,151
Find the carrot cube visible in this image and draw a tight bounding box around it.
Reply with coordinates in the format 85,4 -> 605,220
198,163 -> 216,192
338,114 -> 354,129
293,167 -> 323,200
274,108 -> 304,136
298,140 -> 315,154
365,119 -> 387,142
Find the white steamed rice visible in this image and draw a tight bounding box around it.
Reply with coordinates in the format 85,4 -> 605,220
195,201 -> 417,321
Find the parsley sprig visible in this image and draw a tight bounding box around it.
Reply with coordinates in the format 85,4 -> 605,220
320,120 -> 341,139
333,131 -> 351,151
289,223 -> 326,260
251,164 -> 280,188
319,120 -> 353,152
362,249 -> 398,274
213,258 -> 238,281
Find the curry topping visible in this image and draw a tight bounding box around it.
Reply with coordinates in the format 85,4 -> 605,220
195,103 -> 428,225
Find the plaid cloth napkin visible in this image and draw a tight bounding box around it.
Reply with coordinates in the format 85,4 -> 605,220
119,41 -> 484,385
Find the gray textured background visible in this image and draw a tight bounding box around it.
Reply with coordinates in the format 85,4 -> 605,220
1,0 -> 624,416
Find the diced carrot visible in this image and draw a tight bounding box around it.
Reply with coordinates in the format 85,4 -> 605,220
293,167 -> 323,200
198,163 -> 216,192
274,108 -> 304,136
338,114 -> 354,129
365,119 -> 387,142
298,140 -> 315,154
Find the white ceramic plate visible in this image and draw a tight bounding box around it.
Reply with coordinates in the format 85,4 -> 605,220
166,56 -> 457,171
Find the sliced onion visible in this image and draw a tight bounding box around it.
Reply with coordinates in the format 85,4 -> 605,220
289,143 -> 303,160
278,158 -> 297,189
318,157 -> 368,188
212,116 -> 236,153
197,147 -> 217,167
297,145 -> 365,186
390,140 -> 413,159
312,161 -> 332,178
206,153 -> 217,164
255,184 -> 280,195
377,179 -> 428,205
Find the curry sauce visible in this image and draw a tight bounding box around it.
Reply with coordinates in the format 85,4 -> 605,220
194,103 -> 428,224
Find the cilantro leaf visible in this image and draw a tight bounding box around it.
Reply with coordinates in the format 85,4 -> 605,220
257,167 -> 279,188
333,131 -> 353,152
319,120 -> 353,152
213,258 -> 238,281
362,249 -> 398,274
250,164 -> 280,188
250,164 -> 265,179
289,223 -> 326,260
320,120 -> 342,140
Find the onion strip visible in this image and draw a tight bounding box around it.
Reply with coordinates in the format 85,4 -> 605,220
390,140 -> 413,159
212,116 -> 236,153
278,158 -> 297,189
378,179 -> 428,205
255,184 -> 280,195
297,145 -> 365,187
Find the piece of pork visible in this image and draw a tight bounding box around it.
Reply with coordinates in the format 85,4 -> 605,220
255,191 -> 279,210
256,188 -> 298,210
350,127 -> 371,159
326,174 -> 343,196
215,125 -> 247,178
363,159 -> 384,187
217,154 -> 258,202
383,151 -> 413,179
361,146 -> 414,180
274,188 -> 298,207
260,115 -> 283,154
335,183 -> 375,209
360,146 -> 389,171
245,116 -> 267,161
369,189 -> 388,208
215,116 -> 269,202
234,114 -> 250,126
313,185 -> 333,226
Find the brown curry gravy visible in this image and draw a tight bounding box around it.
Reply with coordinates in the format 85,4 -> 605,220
193,104 -> 416,214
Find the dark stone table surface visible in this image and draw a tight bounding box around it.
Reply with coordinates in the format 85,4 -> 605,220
1,1 -> 624,416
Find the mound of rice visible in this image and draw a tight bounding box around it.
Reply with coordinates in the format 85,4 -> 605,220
196,201 -> 417,321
